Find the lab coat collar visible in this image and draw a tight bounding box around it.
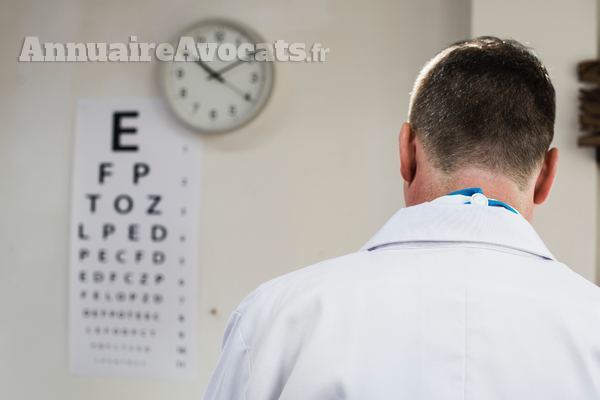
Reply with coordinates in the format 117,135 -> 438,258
360,194 -> 555,260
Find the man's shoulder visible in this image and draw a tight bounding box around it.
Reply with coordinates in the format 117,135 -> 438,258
235,251 -> 371,314
232,245 -> 600,329
237,247 -> 600,307
551,261 -> 600,303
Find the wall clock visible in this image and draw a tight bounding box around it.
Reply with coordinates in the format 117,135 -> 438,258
162,19 -> 274,133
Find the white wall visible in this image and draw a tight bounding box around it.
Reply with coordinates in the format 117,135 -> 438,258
472,0 -> 599,282
0,0 -> 470,398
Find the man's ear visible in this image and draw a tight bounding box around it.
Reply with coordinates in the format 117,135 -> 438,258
400,122 -> 417,184
533,147 -> 559,205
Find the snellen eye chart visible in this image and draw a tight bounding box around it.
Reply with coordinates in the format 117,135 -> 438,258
69,98 -> 199,379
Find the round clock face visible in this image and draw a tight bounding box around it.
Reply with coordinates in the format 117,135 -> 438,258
162,20 -> 274,133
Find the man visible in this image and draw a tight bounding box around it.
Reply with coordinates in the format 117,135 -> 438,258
204,37 -> 600,399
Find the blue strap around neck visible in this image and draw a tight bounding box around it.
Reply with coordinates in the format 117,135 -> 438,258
447,187 -> 520,215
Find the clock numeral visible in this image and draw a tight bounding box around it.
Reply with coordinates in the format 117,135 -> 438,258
215,31 -> 225,42
176,69 -> 185,79
244,93 -> 252,102
179,88 -> 187,98
209,109 -> 218,120
192,102 -> 200,113
251,72 -> 259,83
197,36 -> 206,43
229,105 -> 237,116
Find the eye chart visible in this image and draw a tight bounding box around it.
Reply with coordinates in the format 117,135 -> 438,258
69,98 -> 199,379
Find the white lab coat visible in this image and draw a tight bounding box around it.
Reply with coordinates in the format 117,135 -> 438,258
204,192 -> 600,399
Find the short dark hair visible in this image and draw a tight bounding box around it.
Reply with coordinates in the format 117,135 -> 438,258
408,36 -> 555,188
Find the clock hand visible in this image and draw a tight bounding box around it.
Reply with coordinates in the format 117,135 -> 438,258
194,59 -> 224,82
193,57 -> 254,103
207,51 -> 259,80
221,80 -> 255,103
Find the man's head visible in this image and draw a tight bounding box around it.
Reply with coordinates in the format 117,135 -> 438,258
400,36 -> 559,220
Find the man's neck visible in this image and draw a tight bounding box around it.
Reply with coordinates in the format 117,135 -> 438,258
407,169 -> 535,220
